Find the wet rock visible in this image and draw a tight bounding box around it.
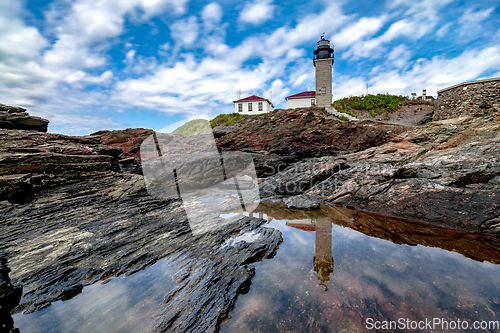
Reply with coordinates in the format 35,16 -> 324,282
2,171 -> 282,332
283,195 -> 320,210
0,104 -> 49,132
154,218 -> 282,333
0,258 -> 22,333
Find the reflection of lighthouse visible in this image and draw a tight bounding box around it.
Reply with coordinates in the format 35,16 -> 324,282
284,217 -> 334,288
314,218 -> 334,289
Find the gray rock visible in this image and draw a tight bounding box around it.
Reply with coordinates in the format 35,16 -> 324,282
258,139 -> 500,236
0,104 -> 49,132
284,195 -> 320,210
0,258 -> 22,333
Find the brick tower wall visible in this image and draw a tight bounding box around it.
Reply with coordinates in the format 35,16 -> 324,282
314,58 -> 333,107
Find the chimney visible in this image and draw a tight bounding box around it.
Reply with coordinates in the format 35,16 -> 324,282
307,87 -> 311,92
268,90 -> 272,102
237,90 -> 241,100
257,93 -> 259,97
422,89 -> 427,100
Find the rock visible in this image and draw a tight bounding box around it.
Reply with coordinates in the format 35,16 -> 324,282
0,129 -> 123,203
325,106 -> 359,121
0,258 -> 22,333
259,157 -> 345,197
258,136 -> 500,236
0,104 -> 49,132
92,128 -> 154,160
283,195 -> 320,210
1,172 -> 282,332
212,125 -> 237,138
216,108 -> 407,177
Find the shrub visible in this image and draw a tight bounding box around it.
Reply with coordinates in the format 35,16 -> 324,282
210,113 -> 251,127
333,94 -> 433,117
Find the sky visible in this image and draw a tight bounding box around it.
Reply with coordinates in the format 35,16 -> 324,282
1,0 -> 499,135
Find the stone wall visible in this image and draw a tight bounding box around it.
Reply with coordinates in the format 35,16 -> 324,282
433,78 -> 500,120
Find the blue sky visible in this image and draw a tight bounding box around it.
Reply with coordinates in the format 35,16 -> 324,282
1,0 -> 499,135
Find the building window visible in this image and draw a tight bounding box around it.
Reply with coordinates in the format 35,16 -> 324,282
321,87 -> 326,95
311,99 -> 315,106
248,103 -> 253,112
258,102 -> 263,111
238,103 -> 242,112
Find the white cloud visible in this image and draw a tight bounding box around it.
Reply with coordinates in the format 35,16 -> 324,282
170,16 -> 199,47
367,46 -> 500,98
459,7 -> 494,25
436,22 -> 452,39
387,44 -> 412,69
202,3 -> 223,28
1,0 -> 500,136
0,0 -> 190,131
332,16 -> 386,50
239,0 -> 275,25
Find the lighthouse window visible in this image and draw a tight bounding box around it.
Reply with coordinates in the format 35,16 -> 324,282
321,87 -> 326,95
311,99 -> 315,106
238,103 -> 242,112
258,102 -> 263,111
248,103 -> 253,112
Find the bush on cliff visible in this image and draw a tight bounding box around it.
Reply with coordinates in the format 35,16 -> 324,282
333,94 -> 434,117
210,113 -> 253,127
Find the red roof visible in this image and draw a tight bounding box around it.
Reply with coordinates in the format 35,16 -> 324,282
234,95 -> 268,102
287,224 -> 316,232
285,91 -> 316,99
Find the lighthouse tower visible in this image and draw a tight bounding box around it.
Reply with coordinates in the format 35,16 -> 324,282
313,34 -> 334,107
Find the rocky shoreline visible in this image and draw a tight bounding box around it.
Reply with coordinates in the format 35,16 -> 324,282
0,99 -> 499,331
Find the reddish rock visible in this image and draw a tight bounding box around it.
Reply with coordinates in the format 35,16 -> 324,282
217,109 -> 406,157
92,128 -> 154,159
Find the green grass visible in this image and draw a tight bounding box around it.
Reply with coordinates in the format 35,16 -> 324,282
209,113 -> 252,127
333,94 -> 434,117
173,119 -> 211,136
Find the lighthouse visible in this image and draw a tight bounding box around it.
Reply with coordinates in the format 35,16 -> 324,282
313,34 -> 334,107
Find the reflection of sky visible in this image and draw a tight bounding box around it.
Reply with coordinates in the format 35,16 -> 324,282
221,216 -> 500,332
13,259 -> 178,333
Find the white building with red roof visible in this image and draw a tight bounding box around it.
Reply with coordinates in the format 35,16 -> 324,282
233,91 -> 274,114
285,88 -> 316,109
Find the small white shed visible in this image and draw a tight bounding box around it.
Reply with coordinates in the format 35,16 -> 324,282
285,90 -> 316,109
233,91 -> 274,114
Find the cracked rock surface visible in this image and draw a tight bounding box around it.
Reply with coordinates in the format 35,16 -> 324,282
259,116 -> 500,236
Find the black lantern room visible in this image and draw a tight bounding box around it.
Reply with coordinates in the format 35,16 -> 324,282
313,34 -> 334,64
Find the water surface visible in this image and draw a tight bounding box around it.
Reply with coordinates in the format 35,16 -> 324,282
13,258 -> 178,333
220,202 -> 500,332
12,201 -> 500,332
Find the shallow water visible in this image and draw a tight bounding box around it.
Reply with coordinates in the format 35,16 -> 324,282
13,259 -> 179,333
220,202 -> 500,332
12,201 -> 500,332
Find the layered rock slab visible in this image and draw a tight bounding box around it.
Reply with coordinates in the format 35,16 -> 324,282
259,139 -> 500,236
1,171 -> 281,332
0,104 -> 49,132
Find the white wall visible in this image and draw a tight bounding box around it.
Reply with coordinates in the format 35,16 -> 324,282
286,98 -> 315,109
233,100 -> 272,114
